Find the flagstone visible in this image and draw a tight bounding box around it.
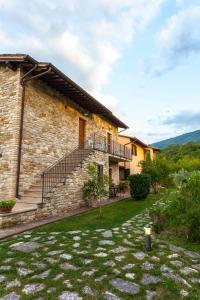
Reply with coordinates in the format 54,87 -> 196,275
23,284 -> 45,295
180,267 -> 198,275
0,275 -> 6,282
60,254 -> 73,260
192,264 -> 200,270
122,264 -> 135,270
17,267 -> 33,276
63,280 -> 73,288
110,246 -> 128,254
82,269 -> 97,276
48,250 -> 64,256
184,250 -> 200,259
0,292 -> 20,300
59,291 -> 82,300
180,289 -> 189,297
169,260 -> 183,267
6,279 -> 21,289
104,291 -> 122,300
162,272 -> 191,288
94,252 -> 108,257
54,273 -> 64,281
142,262 -> 154,270
125,273 -> 135,280
141,274 -> 161,285
132,251 -> 146,260
115,255 -> 125,261
146,290 -> 158,300
3,258 -> 13,263
81,259 -> 93,265
73,236 -> 81,241
169,244 -> 185,253
0,266 -> 11,271
82,286 -> 93,295
191,278 -> 200,284
32,262 -> 47,269
168,253 -> 179,259
104,260 -> 116,267
10,242 -> 41,253
16,261 -> 25,266
110,278 -> 140,295
95,275 -> 107,281
60,263 -> 79,271
99,240 -> 115,246
32,269 -> 51,279
102,230 -> 113,238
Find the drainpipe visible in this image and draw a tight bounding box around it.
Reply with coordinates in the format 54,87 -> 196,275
15,65 -> 51,198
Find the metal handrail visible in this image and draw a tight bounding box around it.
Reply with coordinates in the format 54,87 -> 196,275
41,133 -> 131,204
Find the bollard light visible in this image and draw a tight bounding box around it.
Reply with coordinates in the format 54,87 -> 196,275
144,224 -> 152,252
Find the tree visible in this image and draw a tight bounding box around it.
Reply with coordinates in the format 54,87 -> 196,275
83,163 -> 109,217
140,156 -> 171,193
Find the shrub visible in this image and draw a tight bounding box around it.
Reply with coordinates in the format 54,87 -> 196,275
154,171 -> 200,242
129,174 -> 150,200
140,156 -> 171,193
149,206 -> 165,234
0,199 -> 16,209
83,163 -> 109,210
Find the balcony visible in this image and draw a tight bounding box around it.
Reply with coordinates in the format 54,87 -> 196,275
85,133 -> 131,161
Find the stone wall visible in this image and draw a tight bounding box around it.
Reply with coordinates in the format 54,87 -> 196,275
0,150 -> 110,228
20,79 -> 118,195
0,67 -> 22,199
35,150 -> 109,218
109,160 -> 120,184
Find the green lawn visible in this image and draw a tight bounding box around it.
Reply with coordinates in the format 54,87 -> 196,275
35,193 -> 161,233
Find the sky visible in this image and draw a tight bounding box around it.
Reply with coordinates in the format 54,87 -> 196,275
0,0 -> 200,143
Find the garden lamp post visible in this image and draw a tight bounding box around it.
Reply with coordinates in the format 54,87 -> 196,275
144,224 -> 152,252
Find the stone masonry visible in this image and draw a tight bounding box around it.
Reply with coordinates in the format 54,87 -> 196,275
0,67 -> 22,199
0,65 -> 118,200
0,150 -> 109,228
20,78 -> 118,195
36,150 -> 109,219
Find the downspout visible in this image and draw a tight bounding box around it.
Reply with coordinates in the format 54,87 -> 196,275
15,65 -> 51,198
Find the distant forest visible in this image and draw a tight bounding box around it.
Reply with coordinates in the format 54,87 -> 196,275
160,142 -> 200,171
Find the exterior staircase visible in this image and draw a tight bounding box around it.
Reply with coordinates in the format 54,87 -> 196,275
17,147 -> 94,208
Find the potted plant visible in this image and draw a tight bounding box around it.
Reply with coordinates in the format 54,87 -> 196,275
0,199 -> 16,214
119,181 -> 128,194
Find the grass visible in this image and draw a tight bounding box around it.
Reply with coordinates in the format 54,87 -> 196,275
0,192 -> 199,300
35,193 -> 161,233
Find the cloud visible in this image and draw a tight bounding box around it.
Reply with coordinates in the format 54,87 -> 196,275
0,0 -> 165,110
143,4 -> 200,76
162,110 -> 200,130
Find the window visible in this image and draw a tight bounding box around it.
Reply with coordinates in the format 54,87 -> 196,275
131,144 -> 137,156
98,164 -> 104,186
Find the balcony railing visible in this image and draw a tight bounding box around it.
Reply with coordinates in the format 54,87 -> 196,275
86,133 -> 131,160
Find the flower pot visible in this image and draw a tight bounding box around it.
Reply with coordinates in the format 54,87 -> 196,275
0,208 -> 12,214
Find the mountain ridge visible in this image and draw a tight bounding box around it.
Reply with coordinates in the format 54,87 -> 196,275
151,130 -> 200,149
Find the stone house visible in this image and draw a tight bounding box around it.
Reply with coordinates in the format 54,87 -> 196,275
118,135 -> 159,180
0,54 -> 131,228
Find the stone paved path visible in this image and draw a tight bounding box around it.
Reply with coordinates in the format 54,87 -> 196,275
0,200 -> 199,299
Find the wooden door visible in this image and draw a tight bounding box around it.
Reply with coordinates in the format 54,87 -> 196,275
107,133 -> 112,153
79,118 -> 86,148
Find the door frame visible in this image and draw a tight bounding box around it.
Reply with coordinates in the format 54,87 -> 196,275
79,117 -> 86,148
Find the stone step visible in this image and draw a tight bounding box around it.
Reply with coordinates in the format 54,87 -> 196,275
11,202 -> 38,213
18,196 -> 42,204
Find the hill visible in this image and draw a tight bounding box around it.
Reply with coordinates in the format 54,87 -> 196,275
151,130 -> 200,149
